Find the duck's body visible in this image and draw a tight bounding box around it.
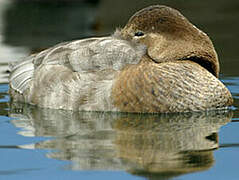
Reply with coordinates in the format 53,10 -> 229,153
9,5 -> 233,113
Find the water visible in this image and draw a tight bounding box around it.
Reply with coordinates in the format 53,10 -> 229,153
0,0 -> 239,179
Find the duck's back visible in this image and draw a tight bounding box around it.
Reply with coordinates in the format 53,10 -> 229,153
9,36 -> 145,111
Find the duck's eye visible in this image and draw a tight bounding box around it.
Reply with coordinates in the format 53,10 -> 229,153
134,31 -> 144,37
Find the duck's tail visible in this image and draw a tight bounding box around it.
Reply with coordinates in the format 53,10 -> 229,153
9,56 -> 34,94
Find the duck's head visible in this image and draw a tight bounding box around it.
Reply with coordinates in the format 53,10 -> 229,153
119,5 -> 219,77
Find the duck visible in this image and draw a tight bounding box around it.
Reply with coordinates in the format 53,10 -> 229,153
9,5 -> 233,113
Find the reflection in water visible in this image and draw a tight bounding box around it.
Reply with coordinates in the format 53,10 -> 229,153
9,103 -> 232,179
0,84 -> 9,116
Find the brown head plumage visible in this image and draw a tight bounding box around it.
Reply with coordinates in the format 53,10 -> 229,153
120,5 -> 219,77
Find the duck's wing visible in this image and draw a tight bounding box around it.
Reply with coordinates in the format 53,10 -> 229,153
67,37 -> 146,72
9,41 -> 73,93
9,54 -> 36,94
33,36 -> 145,71
9,36 -> 145,94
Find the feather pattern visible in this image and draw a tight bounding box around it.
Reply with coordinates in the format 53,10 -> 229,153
9,57 -> 35,93
9,36 -> 146,109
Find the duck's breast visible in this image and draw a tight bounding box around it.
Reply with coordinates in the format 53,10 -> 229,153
112,59 -> 233,113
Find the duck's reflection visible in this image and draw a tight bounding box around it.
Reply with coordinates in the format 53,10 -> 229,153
9,103 -> 232,179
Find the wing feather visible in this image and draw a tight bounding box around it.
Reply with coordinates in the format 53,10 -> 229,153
9,57 -> 34,93
9,36 -> 146,94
